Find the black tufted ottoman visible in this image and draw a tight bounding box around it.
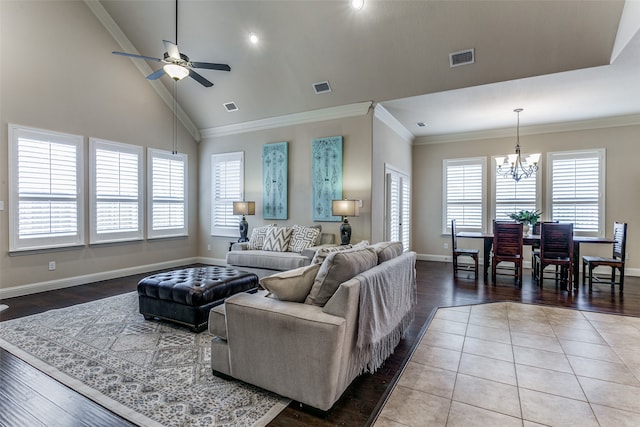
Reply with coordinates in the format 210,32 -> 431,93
137,266 -> 258,332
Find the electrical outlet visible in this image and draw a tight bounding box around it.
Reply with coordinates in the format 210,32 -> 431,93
207,244 -> 211,251
48,261 -> 56,271
443,243 -> 449,249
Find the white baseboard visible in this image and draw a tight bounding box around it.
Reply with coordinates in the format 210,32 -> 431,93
0,257 -> 199,300
415,253 -> 640,277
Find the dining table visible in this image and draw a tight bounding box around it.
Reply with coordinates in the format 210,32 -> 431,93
456,231 -> 615,290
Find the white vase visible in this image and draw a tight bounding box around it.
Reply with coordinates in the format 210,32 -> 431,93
522,223 -> 530,235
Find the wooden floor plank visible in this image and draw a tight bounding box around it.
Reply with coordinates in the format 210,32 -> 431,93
1,261 -> 639,427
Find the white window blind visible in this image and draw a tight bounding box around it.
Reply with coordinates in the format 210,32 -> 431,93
548,149 -> 605,235
90,138 -> 143,243
385,165 -> 411,250
148,149 -> 188,239
9,124 -> 84,251
443,157 -> 486,232
493,155 -> 540,221
211,152 -> 244,237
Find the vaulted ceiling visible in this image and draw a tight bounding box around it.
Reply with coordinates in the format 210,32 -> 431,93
94,0 -> 640,142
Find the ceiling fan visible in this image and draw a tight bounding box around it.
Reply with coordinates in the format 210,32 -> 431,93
112,0 -> 230,87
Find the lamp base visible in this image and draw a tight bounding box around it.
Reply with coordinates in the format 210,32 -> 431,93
339,218 -> 351,245
238,216 -> 249,242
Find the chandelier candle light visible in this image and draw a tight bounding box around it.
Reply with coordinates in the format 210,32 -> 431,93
332,199 -> 360,245
233,201 -> 255,242
496,108 -> 540,182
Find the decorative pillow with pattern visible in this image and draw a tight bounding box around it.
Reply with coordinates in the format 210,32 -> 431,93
289,225 -> 322,253
262,227 -> 293,252
311,244 -> 352,264
248,225 -> 275,250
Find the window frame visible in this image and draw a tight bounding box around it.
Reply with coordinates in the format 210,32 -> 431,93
211,151 -> 244,238
491,153 -> 542,222
147,148 -> 188,239
442,157 -> 486,234
546,149 -> 606,237
89,138 -> 144,244
8,124 -> 85,252
385,164 -> 411,251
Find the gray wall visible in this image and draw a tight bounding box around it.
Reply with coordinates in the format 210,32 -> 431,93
1,1 -> 199,293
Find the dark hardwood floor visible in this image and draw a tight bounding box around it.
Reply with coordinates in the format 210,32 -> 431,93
1,261 -> 639,427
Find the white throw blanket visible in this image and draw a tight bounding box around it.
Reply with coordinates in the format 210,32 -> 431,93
350,252 -> 417,377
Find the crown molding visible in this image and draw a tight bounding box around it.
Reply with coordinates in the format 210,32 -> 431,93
84,0 -> 201,142
374,104 -> 414,144
201,101 -> 373,139
414,113 -> 640,145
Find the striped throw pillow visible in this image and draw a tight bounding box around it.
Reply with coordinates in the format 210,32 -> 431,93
262,227 -> 293,252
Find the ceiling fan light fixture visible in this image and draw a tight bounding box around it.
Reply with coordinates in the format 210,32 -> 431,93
164,63 -> 189,81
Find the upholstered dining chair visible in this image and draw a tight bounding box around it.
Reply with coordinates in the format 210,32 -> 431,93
534,222 -> 574,291
451,219 -> 479,279
492,220 -> 524,287
582,221 -> 627,293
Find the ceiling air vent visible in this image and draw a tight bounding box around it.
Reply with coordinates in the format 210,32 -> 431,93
313,81 -> 332,94
449,48 -> 475,68
223,102 -> 239,112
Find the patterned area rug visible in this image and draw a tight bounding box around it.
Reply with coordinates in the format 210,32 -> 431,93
0,292 -> 289,426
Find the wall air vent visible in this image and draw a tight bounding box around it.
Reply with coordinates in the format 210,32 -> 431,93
449,48 -> 475,67
313,81 -> 332,94
223,102 -> 239,112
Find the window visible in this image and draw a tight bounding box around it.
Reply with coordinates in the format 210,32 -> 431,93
90,138 -> 143,243
385,165 -> 410,250
211,152 -> 244,237
443,157 -> 486,233
148,149 -> 188,239
547,149 -> 605,235
9,124 -> 84,252
492,155 -> 540,221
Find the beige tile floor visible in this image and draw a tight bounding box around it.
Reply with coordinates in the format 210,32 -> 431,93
374,302 -> 640,427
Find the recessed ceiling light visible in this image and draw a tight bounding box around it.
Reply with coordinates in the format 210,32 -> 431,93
249,33 -> 259,45
417,122 -> 427,127
351,0 -> 364,10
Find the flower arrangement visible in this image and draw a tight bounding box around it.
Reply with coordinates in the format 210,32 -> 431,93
508,209 -> 542,225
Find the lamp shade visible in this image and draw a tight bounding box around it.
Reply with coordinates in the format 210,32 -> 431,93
233,201 -> 255,216
332,199 -> 360,217
163,63 -> 189,81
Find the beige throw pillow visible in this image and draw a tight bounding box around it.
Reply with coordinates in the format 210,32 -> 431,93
371,241 -> 404,263
311,244 -> 352,264
305,247 -> 378,307
260,263 -> 321,302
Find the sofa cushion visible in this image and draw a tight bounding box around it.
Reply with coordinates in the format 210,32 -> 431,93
289,225 -> 321,253
263,227 -> 293,251
248,225 -> 275,250
311,244 -> 352,265
305,247 -> 378,307
260,263 -> 321,302
371,241 -> 404,263
227,250 -> 311,271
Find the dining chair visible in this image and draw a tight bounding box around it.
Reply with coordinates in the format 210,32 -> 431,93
534,222 -> 574,292
492,220 -> 523,287
531,221 -> 558,279
582,222 -> 627,293
451,219 -> 479,279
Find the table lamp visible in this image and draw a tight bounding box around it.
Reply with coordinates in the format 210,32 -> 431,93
233,201 -> 255,242
332,199 -> 360,245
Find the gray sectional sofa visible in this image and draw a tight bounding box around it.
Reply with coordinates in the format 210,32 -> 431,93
210,241 -> 416,411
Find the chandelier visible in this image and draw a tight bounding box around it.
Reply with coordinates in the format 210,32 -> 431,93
496,108 -> 540,182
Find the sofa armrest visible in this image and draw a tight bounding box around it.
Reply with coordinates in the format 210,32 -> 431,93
222,292 -> 350,410
230,242 -> 250,251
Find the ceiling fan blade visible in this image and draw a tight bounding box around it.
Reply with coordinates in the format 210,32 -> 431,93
191,61 -> 231,72
146,68 -> 166,80
112,51 -> 162,62
163,40 -> 181,60
189,69 -> 213,87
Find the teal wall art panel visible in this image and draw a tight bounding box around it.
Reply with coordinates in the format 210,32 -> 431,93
312,136 -> 343,221
263,141 -> 288,219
